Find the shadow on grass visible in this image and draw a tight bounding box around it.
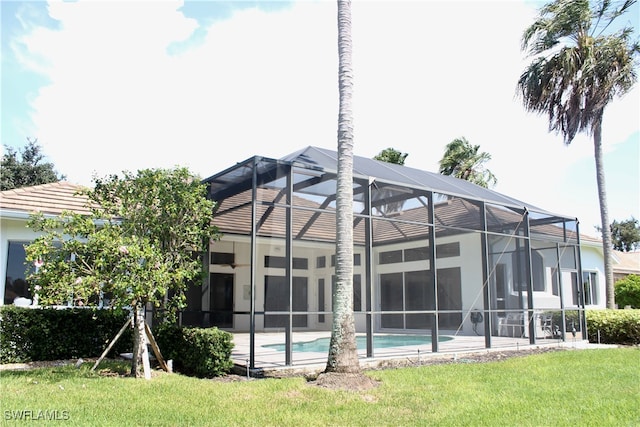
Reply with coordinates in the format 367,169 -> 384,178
0,360 -> 132,382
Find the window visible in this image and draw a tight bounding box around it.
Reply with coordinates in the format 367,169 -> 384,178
551,268 -> 559,296
354,253 -> 361,266
4,241 -> 33,305
380,272 -> 403,328
211,252 -> 234,266
293,258 -> 308,270
331,253 -> 362,267
436,242 -> 460,259
316,256 -> 326,269
379,250 -> 402,265
570,272 -> 580,306
512,249 -> 544,292
5,240 -> 112,308
264,256 -> 308,270
404,246 -> 428,262
265,256 -> 286,268
318,279 -> 325,323
353,274 -> 362,312
264,276 -> 308,327
532,253 -> 544,292
582,271 -> 598,305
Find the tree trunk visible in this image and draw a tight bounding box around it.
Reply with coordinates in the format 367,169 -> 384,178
130,306 -> 151,379
326,0 -> 360,374
593,115 -> 615,309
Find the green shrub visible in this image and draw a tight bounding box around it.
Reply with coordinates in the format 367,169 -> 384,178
155,323 -> 234,378
615,274 -> 640,308
586,309 -> 640,345
0,306 -> 132,363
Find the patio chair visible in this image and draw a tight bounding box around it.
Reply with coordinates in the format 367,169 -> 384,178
497,313 -> 524,337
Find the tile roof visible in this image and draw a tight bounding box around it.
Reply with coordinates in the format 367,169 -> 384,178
0,182 -> 93,217
614,250 -> 640,275
212,187 -> 575,245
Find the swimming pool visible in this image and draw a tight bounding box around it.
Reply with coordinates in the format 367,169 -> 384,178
263,334 -> 453,352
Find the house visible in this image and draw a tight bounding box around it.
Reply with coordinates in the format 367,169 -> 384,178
612,250 -> 640,282
0,147 -> 610,368
0,182 -> 92,305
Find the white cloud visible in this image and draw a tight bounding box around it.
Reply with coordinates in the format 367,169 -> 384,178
13,0 -> 639,230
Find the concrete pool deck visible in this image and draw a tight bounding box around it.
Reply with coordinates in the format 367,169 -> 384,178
229,331 -> 603,375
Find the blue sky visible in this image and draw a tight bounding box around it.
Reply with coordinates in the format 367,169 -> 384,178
1,0 -> 638,236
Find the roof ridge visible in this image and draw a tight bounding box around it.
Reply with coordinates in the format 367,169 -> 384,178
1,181 -> 87,196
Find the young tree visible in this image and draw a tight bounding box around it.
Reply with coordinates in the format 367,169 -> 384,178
517,0 -> 639,308
374,147 -> 408,165
325,0 -> 360,375
25,167 -> 219,378
1,138 -> 65,190
438,137 -> 497,188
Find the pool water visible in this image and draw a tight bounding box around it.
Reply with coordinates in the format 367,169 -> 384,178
263,334 -> 453,352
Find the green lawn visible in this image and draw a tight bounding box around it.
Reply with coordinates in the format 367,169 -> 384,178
1,348 -> 638,426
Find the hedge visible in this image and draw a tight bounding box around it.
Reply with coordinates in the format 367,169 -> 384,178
155,323 -> 234,378
0,306 -> 132,363
615,274 -> 640,308
586,309 -> 640,345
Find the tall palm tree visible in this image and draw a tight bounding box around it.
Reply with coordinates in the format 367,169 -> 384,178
438,137 -> 497,188
518,0 -> 639,309
325,0 -> 360,374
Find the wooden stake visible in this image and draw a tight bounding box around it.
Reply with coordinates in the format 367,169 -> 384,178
91,317 -> 132,372
141,329 -> 151,380
145,322 -> 169,372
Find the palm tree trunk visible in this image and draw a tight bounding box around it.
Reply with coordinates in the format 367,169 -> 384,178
326,0 -> 360,374
593,114 -> 615,309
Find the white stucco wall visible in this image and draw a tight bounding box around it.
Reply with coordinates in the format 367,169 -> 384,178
579,244 -> 607,309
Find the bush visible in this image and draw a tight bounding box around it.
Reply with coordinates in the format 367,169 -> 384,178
615,274 -> 640,308
0,306 -> 132,363
586,309 -> 640,345
155,323 -> 234,378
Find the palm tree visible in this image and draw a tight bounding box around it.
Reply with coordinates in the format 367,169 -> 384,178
325,0 -> 360,374
438,137 -> 497,188
517,0 -> 639,309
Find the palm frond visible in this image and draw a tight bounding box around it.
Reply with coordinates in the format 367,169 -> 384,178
517,0 -> 639,145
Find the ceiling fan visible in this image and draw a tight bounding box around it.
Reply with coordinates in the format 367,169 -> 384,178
224,241 -> 250,269
227,261 -> 251,269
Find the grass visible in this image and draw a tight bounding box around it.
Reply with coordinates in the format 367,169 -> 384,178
1,348 -> 639,426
